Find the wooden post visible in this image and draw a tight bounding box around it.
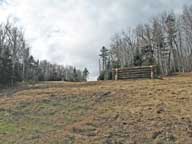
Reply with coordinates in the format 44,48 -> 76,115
115,68 -> 118,80
150,65 -> 154,79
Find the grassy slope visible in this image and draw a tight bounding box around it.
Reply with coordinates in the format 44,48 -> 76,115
0,74 -> 192,144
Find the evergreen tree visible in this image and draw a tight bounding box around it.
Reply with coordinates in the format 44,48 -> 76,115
99,46 -> 109,71
133,49 -> 143,66
83,68 -> 89,81
0,48 -> 12,85
73,67 -> 78,82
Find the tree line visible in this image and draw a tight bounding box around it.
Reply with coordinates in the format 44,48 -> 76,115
98,5 -> 192,80
0,20 -> 89,86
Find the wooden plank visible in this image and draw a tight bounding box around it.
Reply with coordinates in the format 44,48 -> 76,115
118,74 -> 151,77
118,75 -> 151,78
120,70 -> 153,73
118,70 -> 152,73
117,70 -> 152,74
116,67 -> 152,71
112,65 -> 156,71
118,76 -> 151,79
118,74 -> 152,77
117,68 -> 152,71
118,73 -> 151,77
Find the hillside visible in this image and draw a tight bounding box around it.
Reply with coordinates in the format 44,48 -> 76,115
0,74 -> 192,144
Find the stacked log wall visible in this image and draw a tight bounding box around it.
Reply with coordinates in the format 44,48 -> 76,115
112,65 -> 158,80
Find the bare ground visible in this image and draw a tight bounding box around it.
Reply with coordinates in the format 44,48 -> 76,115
0,73 -> 192,144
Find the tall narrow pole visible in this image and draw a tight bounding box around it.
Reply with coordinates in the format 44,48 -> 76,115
99,58 -> 101,75
115,68 -> 118,80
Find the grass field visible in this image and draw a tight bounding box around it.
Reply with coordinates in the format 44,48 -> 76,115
0,73 -> 192,144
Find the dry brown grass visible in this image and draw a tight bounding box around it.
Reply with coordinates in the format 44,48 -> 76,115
0,73 -> 192,143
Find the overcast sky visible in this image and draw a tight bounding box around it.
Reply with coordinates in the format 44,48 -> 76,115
0,0 -> 192,80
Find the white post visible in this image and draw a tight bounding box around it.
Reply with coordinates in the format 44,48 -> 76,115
115,68 -> 118,80
150,66 -> 154,79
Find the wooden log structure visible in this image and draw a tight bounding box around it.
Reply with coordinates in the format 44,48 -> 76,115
112,65 -> 158,80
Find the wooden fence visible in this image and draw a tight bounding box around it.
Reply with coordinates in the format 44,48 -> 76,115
112,65 -> 158,80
